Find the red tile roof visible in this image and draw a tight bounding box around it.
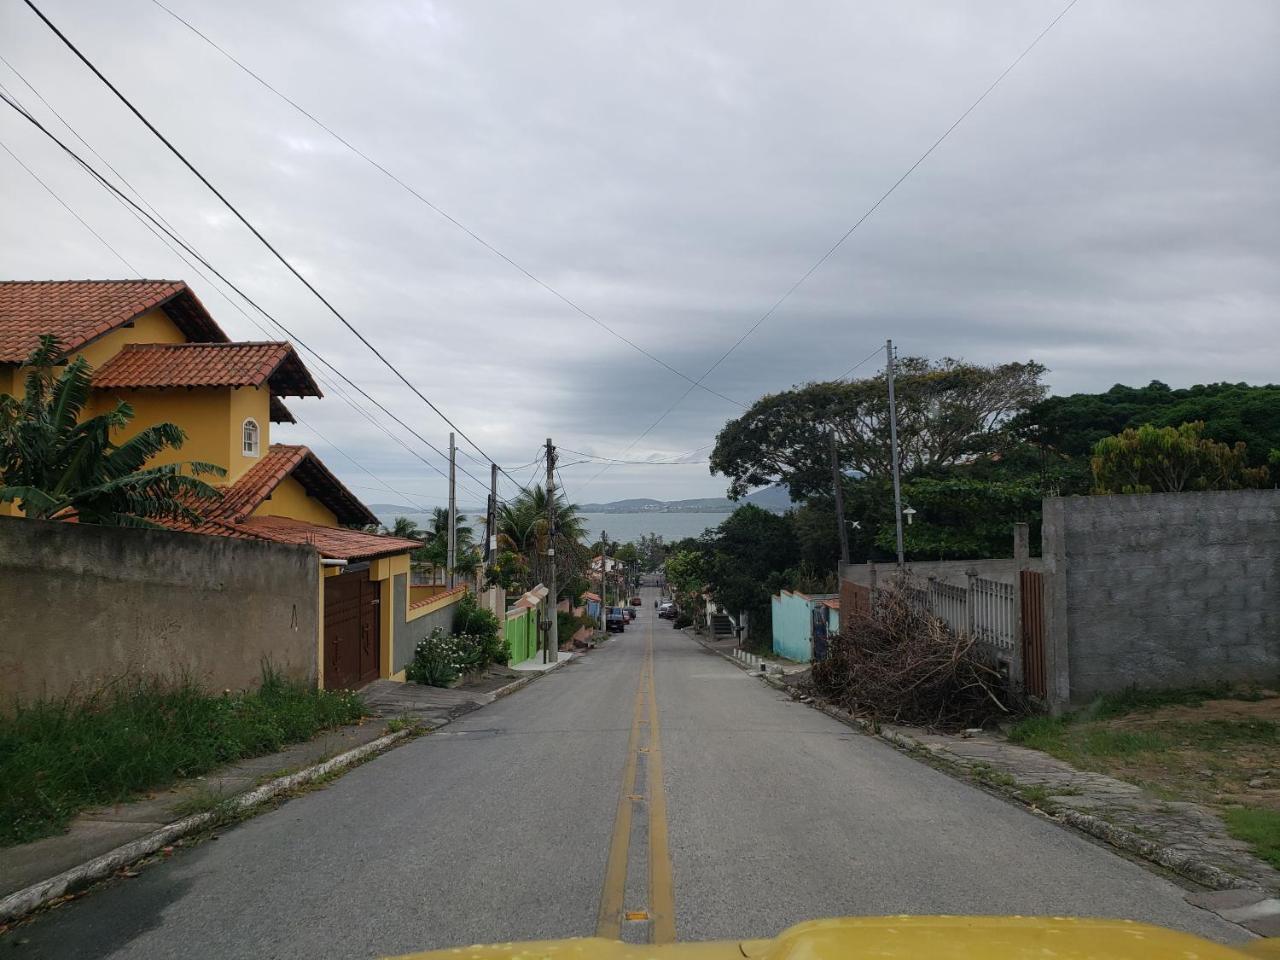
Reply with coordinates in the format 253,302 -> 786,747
236,516 -> 421,561
0,280 -> 228,363
93,342 -> 321,396
194,444 -> 379,528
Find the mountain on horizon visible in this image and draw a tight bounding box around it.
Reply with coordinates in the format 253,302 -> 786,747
368,485 -> 792,520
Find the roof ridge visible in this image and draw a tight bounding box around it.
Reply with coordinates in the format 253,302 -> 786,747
0,278 -> 182,286
114,340 -> 290,350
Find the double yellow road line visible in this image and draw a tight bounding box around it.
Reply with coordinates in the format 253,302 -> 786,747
596,610 -> 676,943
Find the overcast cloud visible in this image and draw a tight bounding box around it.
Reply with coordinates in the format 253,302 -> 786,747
1,0 -> 1277,508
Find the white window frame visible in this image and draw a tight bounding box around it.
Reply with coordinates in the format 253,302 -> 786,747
242,417 -> 261,458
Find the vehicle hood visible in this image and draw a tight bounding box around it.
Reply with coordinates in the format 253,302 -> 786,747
389,916 -> 1277,960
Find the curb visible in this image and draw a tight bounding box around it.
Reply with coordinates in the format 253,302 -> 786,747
688,633 -> 1257,894
0,655 -> 576,925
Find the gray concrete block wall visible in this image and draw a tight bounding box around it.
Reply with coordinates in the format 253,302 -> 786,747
0,516 -> 318,707
1050,490 -> 1280,701
391,574 -> 458,675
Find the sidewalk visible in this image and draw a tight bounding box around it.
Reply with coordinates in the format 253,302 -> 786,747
684,627 -> 1280,936
0,658 -> 573,924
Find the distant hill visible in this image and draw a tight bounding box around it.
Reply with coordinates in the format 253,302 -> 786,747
576,485 -> 791,514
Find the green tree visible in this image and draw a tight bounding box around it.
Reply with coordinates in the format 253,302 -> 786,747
1018,381 -> 1280,466
1091,421 -> 1270,494
711,358 -> 1046,500
879,476 -> 1042,559
496,483 -> 588,599
388,516 -> 424,539
703,505 -> 799,641
635,532 -> 667,570
0,335 -> 225,527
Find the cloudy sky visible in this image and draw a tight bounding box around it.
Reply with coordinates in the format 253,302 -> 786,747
2,0 -> 1277,508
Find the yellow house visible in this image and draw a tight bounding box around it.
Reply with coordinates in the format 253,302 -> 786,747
0,279 -> 448,690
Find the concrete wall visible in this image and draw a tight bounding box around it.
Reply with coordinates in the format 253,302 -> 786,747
841,557 -> 1042,588
391,574 -> 459,676
1044,490 -> 1280,703
772,592 -> 814,661
0,516 -> 318,707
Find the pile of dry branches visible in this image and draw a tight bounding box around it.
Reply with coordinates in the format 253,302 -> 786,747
809,579 -> 1017,730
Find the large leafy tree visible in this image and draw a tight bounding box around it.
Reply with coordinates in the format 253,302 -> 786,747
0,336 -> 224,527
702,505 -> 799,640
711,358 -> 1046,500
1091,421 -> 1270,494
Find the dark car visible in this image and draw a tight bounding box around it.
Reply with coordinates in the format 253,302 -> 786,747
630,597 -> 642,606
623,607 -> 636,622
606,607 -> 628,632
657,602 -> 676,620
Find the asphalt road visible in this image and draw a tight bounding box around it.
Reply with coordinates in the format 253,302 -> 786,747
10,587 -> 1244,958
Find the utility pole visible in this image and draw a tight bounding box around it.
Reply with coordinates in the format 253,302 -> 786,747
830,429 -> 849,567
544,438 -> 558,664
599,528 -> 608,634
886,340 -> 905,567
447,432 -> 457,589
485,460 -> 497,573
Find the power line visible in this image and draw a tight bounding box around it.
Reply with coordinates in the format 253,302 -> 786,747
0,130 -> 138,276
0,86 -> 494,504
145,0 -> 744,410
839,344 -> 885,381
574,0 -> 1080,495
22,0 -> 533,496
292,414 -> 433,514
557,445 -> 710,465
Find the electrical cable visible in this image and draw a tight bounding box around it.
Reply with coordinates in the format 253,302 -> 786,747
0,86 -> 496,504
22,0 -> 534,495
572,0 -> 1080,496
144,0 -> 743,409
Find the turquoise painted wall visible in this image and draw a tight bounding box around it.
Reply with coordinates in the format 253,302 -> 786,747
772,592 -> 814,662
772,592 -> 839,662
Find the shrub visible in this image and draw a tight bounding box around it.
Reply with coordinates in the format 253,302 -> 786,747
674,612 -> 693,629
405,628 -> 465,687
0,665 -> 364,846
455,592 -> 507,665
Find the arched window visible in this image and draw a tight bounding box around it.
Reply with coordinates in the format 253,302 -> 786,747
242,418 -> 260,457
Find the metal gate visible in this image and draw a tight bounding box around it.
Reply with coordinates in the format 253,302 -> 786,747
1019,570 -> 1047,699
324,570 -> 380,690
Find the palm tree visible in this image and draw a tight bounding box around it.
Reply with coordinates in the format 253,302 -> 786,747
0,335 -> 225,527
496,483 -> 588,596
389,515 -> 424,540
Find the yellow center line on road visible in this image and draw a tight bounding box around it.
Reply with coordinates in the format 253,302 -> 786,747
595,605 -> 677,943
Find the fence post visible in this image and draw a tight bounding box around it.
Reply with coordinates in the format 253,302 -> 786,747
965,568 -> 977,638
1011,523 -> 1029,688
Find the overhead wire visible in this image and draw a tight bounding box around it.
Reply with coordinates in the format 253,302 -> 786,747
573,0 -> 1081,496
22,0 -> 534,496
0,85 -> 495,504
144,0 -> 743,410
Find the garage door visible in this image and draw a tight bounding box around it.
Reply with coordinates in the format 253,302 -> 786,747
323,570 -> 380,690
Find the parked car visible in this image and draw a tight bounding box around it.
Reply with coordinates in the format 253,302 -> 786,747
630,597 -> 642,606
623,607 -> 636,622
658,602 -> 676,620
606,607 -> 628,632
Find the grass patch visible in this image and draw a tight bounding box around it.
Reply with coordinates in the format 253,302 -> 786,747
1225,807 -> 1280,869
0,666 -> 364,847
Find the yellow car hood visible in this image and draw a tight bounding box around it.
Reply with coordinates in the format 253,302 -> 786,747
390,916 -> 1275,960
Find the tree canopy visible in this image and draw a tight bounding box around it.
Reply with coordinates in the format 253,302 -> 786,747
1091,421 -> 1270,494
710,357 -> 1046,500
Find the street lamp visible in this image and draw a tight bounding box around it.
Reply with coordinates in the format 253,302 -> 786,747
902,506 -> 917,526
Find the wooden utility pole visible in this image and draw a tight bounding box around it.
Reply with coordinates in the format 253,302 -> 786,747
830,429 -> 849,567
447,432 -> 457,588
599,528 -> 608,634
485,460 -> 497,573
544,438 -> 558,664
886,340 -> 905,567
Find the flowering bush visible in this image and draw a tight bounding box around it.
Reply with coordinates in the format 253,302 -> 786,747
405,625 -> 501,687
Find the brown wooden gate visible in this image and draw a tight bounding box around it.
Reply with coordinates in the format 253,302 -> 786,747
324,570 -> 380,690
1019,570 -> 1047,699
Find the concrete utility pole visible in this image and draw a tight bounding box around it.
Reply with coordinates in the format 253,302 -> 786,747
830,428 -> 850,567
599,528 -> 608,634
447,432 -> 457,588
886,340 -> 905,567
485,460 -> 497,567
544,438 -> 558,664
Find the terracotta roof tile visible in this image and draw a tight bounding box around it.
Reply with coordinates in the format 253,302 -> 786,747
235,516 -> 420,561
182,444 -> 378,529
0,280 -> 229,362
93,342 -> 321,396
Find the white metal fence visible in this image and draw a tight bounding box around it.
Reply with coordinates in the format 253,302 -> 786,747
903,573 -> 1018,666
